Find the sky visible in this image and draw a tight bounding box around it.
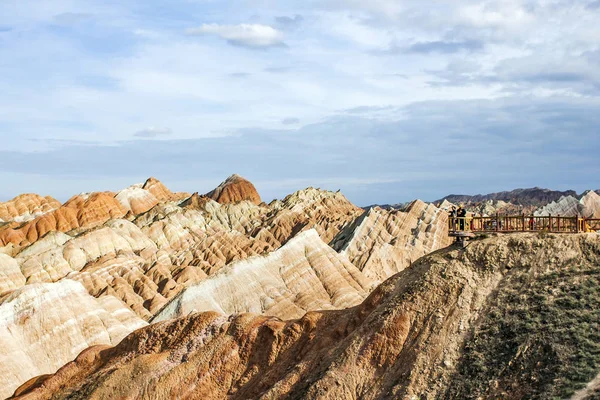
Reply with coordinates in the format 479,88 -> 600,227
0,0 -> 599,206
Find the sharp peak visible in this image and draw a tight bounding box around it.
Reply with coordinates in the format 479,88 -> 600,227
224,174 -> 247,182
142,176 -> 164,186
210,174 -> 251,189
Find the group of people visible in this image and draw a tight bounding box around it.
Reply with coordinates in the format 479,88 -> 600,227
449,205 -> 467,231
447,205 -> 599,233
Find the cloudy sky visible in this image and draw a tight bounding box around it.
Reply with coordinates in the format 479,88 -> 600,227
1,0 -> 599,205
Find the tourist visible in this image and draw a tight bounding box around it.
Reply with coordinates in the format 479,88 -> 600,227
458,206 -> 466,230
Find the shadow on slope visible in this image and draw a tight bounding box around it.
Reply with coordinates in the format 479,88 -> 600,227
12,234 -> 600,400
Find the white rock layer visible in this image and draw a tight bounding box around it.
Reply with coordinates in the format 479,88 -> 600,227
154,229 -> 374,322
0,280 -> 146,399
335,200 -> 452,282
535,191 -> 600,218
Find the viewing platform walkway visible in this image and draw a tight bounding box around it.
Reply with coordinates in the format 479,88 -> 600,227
448,214 -> 600,246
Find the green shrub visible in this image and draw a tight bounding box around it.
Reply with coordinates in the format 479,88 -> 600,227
446,264 -> 600,399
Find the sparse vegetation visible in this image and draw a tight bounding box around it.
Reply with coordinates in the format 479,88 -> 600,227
537,230 -> 549,239
448,260 -> 600,399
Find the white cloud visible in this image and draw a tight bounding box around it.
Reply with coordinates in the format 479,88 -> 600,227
458,2 -> 535,29
323,13 -> 391,48
186,23 -> 285,48
312,0 -> 406,19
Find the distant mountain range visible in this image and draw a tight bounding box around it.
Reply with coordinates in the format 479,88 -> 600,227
435,187 -> 582,207
364,187 -> 600,216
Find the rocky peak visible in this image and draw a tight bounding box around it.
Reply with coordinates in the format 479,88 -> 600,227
205,174 -> 262,205
0,193 -> 61,223
179,192 -> 213,209
142,177 -> 173,201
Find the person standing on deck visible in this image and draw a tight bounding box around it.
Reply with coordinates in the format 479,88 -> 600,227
450,206 -> 457,231
458,206 -> 467,230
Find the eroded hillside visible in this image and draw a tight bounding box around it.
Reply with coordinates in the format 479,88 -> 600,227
14,233 -> 600,400
0,176 -> 452,398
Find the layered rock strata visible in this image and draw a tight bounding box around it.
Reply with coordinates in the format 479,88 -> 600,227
333,200 -> 452,282
258,188 -> 364,247
0,192 -> 127,248
0,194 -> 61,223
154,229 -> 373,322
535,191 -> 600,218
0,177 -> 463,399
206,174 -> 262,205
0,280 -> 146,399
14,234 -> 600,400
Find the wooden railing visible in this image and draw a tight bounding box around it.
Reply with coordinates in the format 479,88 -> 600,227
449,214 -> 600,234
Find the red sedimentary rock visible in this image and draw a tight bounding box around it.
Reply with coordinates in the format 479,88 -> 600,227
206,174 -> 262,205
0,194 -> 61,222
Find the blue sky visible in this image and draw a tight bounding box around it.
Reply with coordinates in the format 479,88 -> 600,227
0,0 -> 599,205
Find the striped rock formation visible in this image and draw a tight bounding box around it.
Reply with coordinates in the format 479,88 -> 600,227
0,181 -> 453,325
0,178 -> 188,250
535,191 -> 600,218
115,186 -> 160,215
142,177 -> 190,202
256,187 -> 364,247
0,280 -> 146,399
115,178 -> 191,215
580,190 -> 600,218
14,234 -> 600,400
0,176 -> 464,398
0,194 -> 61,223
153,229 -> 374,322
0,213 -> 273,320
0,187 -> 364,319
206,174 -> 262,205
333,200 -> 452,282
0,192 -> 128,249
